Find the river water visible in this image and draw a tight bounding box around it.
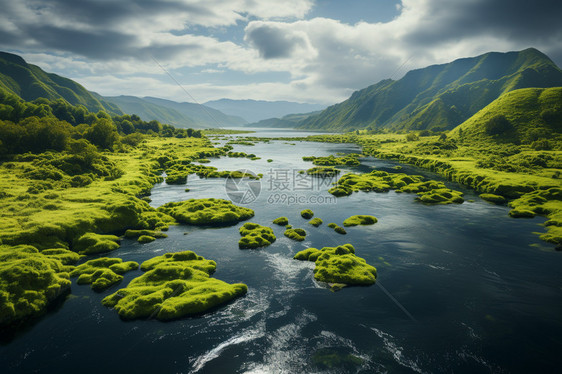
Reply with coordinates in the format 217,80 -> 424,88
2,129 -> 562,373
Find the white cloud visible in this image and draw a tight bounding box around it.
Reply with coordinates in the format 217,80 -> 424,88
2,0 -> 561,106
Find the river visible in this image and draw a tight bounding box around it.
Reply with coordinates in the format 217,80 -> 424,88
2,128 -> 561,373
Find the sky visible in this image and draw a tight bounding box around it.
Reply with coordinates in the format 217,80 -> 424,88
1,0 -> 561,105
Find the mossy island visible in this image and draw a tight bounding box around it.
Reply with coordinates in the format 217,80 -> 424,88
329,170 -> 464,205
303,154 -> 361,166
70,257 -> 138,292
284,228 -> 307,241
158,198 -> 254,226
343,215 -> 378,226
306,166 -> 340,177
0,245 -> 72,327
328,223 -> 347,235
273,216 -> 289,226
239,223 -> 276,249
300,209 -> 314,219
309,218 -> 323,227
102,250 -> 247,320
294,244 -> 377,289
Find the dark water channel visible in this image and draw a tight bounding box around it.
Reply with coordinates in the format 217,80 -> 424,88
2,129 -> 561,373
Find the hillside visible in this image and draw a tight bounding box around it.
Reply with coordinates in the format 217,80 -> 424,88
0,51 -> 121,114
142,97 -> 246,128
102,95 -> 201,128
247,111 -> 322,128
299,48 -> 562,131
450,87 -> 562,145
204,99 -> 325,123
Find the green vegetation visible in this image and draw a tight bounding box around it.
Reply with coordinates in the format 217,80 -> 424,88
294,244 -> 377,287
0,51 -> 120,114
342,215 -> 378,226
272,216 -> 289,226
308,218 -> 323,227
238,223 -> 276,249
102,251 -> 247,320
329,170 -> 464,204
0,245 -> 71,327
299,48 -> 562,132
70,257 -> 138,292
306,166 -> 340,177
137,235 -> 155,243
158,198 -> 254,226
202,129 -> 255,135
300,209 -> 314,219
303,154 -> 361,166
124,229 -> 167,239
73,233 -> 121,255
284,228 -> 307,241
480,193 -> 507,204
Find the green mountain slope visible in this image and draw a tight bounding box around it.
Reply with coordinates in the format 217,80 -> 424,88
102,95 -> 200,128
450,87 -> 562,144
299,48 -> 562,131
0,51 -> 121,114
143,97 -> 247,127
204,99 -> 325,123
247,111 -> 322,128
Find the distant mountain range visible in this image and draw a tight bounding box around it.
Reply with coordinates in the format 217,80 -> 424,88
0,51 -> 121,114
247,111 -> 323,128
103,96 -> 246,129
204,99 -> 326,123
299,48 -> 562,131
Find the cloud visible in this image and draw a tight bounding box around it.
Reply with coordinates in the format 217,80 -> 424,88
245,22 -> 315,59
1,0 -> 561,105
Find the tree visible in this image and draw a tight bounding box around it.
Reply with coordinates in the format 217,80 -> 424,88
85,118 -> 118,150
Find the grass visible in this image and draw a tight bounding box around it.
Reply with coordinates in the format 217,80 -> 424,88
238,223 -> 276,249
102,250 -> 247,320
308,218 -> 323,227
272,216 -> 289,226
300,209 -> 314,219
70,257 -> 138,292
158,198 -> 254,226
0,245 -> 72,327
329,170 -> 464,204
294,244 -> 377,288
284,228 -> 307,241
342,215 -> 378,227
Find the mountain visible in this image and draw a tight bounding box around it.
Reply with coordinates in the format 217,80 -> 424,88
247,111 -> 323,128
142,97 -> 246,128
204,99 -> 326,123
299,48 -> 562,131
450,87 -> 562,144
102,95 -> 201,128
0,51 -> 121,114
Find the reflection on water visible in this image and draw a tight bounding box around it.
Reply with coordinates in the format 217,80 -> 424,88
1,129 -> 562,374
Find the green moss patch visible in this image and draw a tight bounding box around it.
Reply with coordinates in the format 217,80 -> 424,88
300,209 -> 314,219
41,248 -> 81,265
138,235 -> 156,243
329,170 -> 464,204
0,245 -> 71,326
308,218 -> 323,227
284,228 -> 307,241
480,193 -> 507,204
73,233 -> 121,255
124,229 -> 167,239
294,244 -> 376,287
158,198 -> 254,226
342,215 -> 377,227
306,166 -> 340,177
273,216 -> 289,226
70,257 -> 139,292
238,223 -> 276,249
303,154 -> 361,166
102,250 -> 247,320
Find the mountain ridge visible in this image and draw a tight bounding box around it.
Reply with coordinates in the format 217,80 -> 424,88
298,48 -> 562,131
0,51 -> 121,114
